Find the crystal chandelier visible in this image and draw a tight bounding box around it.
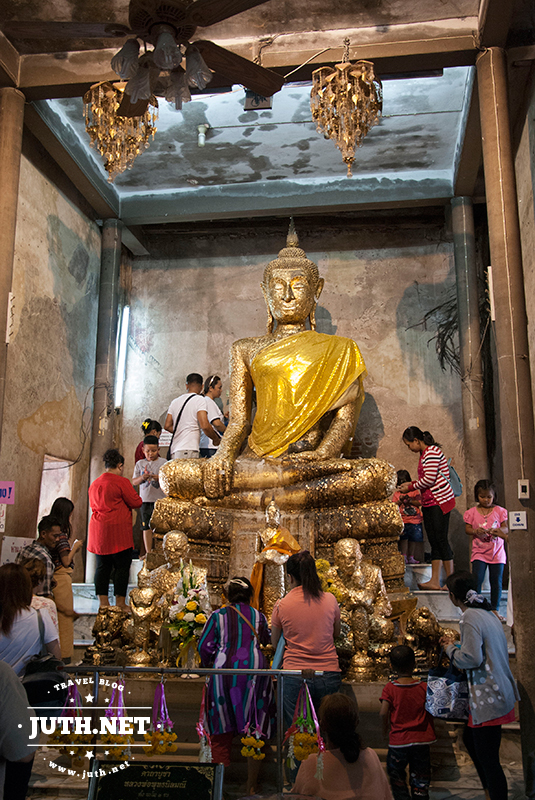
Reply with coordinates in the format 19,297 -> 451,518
83,82 -> 158,182
310,39 -> 382,177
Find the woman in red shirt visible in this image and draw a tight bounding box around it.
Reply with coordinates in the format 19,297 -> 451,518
88,449 -> 142,611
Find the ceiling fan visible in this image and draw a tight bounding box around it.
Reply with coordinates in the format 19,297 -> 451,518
3,0 -> 285,115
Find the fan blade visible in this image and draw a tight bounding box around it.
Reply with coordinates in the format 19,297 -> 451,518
2,21 -> 131,39
116,94 -> 150,118
186,0 -> 271,29
193,40 -> 283,97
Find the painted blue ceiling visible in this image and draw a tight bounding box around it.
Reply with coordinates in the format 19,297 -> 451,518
33,66 -> 474,223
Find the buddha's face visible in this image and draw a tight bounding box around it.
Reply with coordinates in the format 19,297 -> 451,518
334,538 -> 362,576
263,267 -> 323,325
265,500 -> 281,526
163,531 -> 188,563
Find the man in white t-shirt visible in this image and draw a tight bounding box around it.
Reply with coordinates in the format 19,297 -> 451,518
165,373 -> 220,459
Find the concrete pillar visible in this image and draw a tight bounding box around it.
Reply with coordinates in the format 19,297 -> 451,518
477,47 -> 535,797
451,196 -> 489,492
86,219 -> 122,583
0,88 -> 25,455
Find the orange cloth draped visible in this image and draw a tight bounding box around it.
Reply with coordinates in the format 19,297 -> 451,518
250,531 -> 301,610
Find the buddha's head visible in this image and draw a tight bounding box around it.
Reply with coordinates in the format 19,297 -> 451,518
334,538 -> 363,577
163,530 -> 188,564
261,221 -> 324,333
265,498 -> 281,527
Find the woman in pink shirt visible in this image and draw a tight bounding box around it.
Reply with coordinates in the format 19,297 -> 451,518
271,551 -> 341,736
293,692 -> 392,800
464,480 -> 508,619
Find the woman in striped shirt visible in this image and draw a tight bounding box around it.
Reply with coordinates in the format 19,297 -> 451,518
400,427 -> 455,590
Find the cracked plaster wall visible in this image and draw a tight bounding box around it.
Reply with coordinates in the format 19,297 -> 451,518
0,155 -> 101,576
122,220 -> 469,567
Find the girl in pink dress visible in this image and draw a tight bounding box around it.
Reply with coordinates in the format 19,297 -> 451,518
464,480 -> 508,619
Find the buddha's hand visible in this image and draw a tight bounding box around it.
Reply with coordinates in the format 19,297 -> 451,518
283,450 -> 323,463
204,454 -> 233,498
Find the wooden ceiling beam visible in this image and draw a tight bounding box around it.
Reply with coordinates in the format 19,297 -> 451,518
454,78 -> 482,197
12,20 -> 479,93
477,0 -> 516,49
0,30 -> 20,87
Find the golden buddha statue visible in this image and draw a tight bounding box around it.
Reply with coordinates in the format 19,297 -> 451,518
153,223 -> 403,588
250,499 -> 301,620
328,538 -> 394,680
124,587 -> 160,665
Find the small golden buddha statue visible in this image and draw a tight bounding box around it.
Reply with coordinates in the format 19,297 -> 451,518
328,538 -> 394,680
125,587 -> 160,665
136,531 -> 207,629
250,499 -> 301,620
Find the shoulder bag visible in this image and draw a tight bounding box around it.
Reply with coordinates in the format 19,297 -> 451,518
439,457 -> 463,498
22,609 -> 68,706
447,459 -> 463,497
167,393 -> 196,460
425,651 -> 469,720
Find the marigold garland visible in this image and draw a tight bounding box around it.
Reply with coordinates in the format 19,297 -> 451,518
143,680 -> 178,757
101,731 -> 134,760
240,732 -> 266,760
47,684 -> 92,764
143,728 -> 178,756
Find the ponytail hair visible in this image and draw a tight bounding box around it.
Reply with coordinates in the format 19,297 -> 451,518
319,693 -> 362,764
286,551 -> 322,599
402,426 -> 440,448
446,571 -> 493,611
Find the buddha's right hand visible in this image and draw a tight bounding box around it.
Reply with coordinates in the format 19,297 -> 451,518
204,454 -> 233,498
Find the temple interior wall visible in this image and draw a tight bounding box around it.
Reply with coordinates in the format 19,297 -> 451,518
515,79 -> 535,430
122,216 -> 470,569
0,153 -> 101,566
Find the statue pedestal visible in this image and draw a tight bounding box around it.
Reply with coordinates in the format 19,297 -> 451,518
152,496 -> 404,600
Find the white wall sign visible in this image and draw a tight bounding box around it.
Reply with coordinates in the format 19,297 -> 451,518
0,535 -> 35,565
510,511 -> 527,530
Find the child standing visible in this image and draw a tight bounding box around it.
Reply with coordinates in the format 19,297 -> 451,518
393,470 -> 424,564
132,435 -> 166,555
464,479 -> 508,619
380,645 -> 436,800
134,419 -> 162,463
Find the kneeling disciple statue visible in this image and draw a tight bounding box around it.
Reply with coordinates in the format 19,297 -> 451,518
153,222 -> 403,586
328,538 -> 395,680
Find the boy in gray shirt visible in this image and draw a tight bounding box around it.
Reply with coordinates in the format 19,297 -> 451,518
132,435 -> 166,556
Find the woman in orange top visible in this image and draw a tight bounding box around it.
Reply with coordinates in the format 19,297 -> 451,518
88,449 -> 142,611
271,551 -> 341,732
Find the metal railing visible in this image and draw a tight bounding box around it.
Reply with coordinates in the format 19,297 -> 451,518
57,663 -> 322,793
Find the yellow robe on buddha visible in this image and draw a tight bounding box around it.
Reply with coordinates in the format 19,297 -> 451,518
248,330 -> 367,458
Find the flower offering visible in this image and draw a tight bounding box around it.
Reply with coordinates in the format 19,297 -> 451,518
143,679 -> 178,756
101,680 -> 133,760
283,682 -> 325,778
47,684 -> 93,766
167,559 -> 211,667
